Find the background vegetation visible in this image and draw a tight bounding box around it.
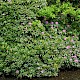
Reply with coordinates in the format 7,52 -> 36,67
0,0 -> 80,78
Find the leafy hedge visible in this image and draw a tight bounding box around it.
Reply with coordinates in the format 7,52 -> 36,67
0,20 -> 80,78
0,0 -> 47,26
0,0 -> 80,79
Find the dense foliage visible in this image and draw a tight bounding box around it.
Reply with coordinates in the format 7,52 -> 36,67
38,2 -> 80,39
47,0 -> 80,7
0,0 -> 47,26
0,0 -> 80,79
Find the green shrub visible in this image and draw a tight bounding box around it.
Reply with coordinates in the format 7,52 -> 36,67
0,0 -> 80,78
0,20 -> 80,78
37,2 -> 80,38
0,0 -> 47,27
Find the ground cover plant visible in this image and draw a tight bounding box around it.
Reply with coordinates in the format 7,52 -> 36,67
0,0 -> 80,79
